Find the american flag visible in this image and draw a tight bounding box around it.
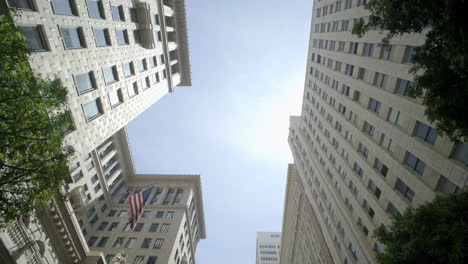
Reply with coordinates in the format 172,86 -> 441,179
128,187 -> 153,230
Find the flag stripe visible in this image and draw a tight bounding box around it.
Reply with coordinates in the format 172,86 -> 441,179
127,187 -> 153,231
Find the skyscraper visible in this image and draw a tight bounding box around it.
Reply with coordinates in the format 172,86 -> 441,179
256,232 -> 281,264
281,0 -> 468,263
0,0 -> 205,263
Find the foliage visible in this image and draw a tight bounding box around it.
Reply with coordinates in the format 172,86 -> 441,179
352,0 -> 468,141
374,190 -> 468,264
0,15 -> 73,227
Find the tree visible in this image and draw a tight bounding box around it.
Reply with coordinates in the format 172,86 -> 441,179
353,0 -> 468,141
374,190 -> 468,264
0,14 -> 73,227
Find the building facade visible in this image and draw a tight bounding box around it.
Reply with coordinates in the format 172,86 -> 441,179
283,0 -> 468,263
0,0 -> 206,263
256,232 -> 281,264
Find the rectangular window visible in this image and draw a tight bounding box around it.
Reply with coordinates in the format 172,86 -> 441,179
116,29 -> 129,45
156,211 -> 164,218
155,14 -> 160,25
97,237 -> 109,247
93,28 -> 111,47
154,239 -> 164,249
395,178 -> 415,201
133,223 -> 144,232
368,98 -> 381,113
125,238 -> 136,248
7,0 -> 34,10
123,62 -> 135,77
147,257 -> 157,264
373,72 -> 387,88
142,76 -> 150,90
130,8 -> 138,22
362,200 -> 375,218
353,162 -> 363,177
380,45 -> 393,60
141,238 -> 152,248
102,66 -> 118,84
133,256 -> 144,264
112,237 -> 124,248
353,90 -> 361,102
83,99 -> 103,121
348,42 -> 358,54
98,221 -> 108,231
149,223 -> 159,232
108,222 -> 118,231
386,202 -> 400,216
414,121 -> 438,144
362,121 -> 375,136
133,29 -> 142,44
52,0 -> 76,15
358,143 -> 369,158
138,58 -> 147,72
368,180 -> 381,198
374,158 -> 388,177
435,175 -> 461,195
166,211 -> 175,218
362,43 -> 374,56
387,108 -> 401,125
142,211 -> 151,218
160,223 -> 170,233
74,72 -> 95,94
451,141 -> 468,166
403,46 -> 417,64
108,89 -> 123,107
87,0 -> 105,19
19,25 -> 48,51
149,56 -> 157,68
111,5 -> 125,21
344,64 -> 354,76
129,82 -> 139,97
395,79 -> 414,97
88,236 -> 98,247
160,54 -> 165,64
60,26 -> 85,49
404,152 -> 426,175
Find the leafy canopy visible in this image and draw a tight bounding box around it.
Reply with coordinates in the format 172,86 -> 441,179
0,15 -> 73,227
353,0 -> 468,141
374,190 -> 468,264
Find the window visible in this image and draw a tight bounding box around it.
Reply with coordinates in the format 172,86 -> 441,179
160,54 -> 165,64
125,238 -> 136,248
116,29 -> 129,45
91,174 -> 98,184
357,143 -> 369,158
451,141 -> 468,166
156,211 -> 164,218
348,42 -> 358,54
142,76 -> 151,90
338,41 -> 346,52
154,239 -> 164,249
368,180 -> 381,198
133,256 -> 144,264
344,64 -> 354,76
129,82 -> 139,97
87,236 -> 98,247
154,14 -> 160,25
147,257 -> 157,264
130,8 -> 138,22
7,0 -> 34,10
414,121 -> 438,144
403,46 -> 417,64
435,175 -> 461,195
97,237 -> 109,247
373,72 -> 387,88
348,242 -> 358,260
380,45 -> 393,60
87,0 -> 105,19
353,162 -> 363,177
102,66 -> 118,84
154,72 -> 160,83
60,27 -> 84,49
362,200 -> 375,218
149,56 -> 157,68
112,237 -> 124,248
381,134 -> 395,152
93,28 -> 111,47
156,31 -> 162,41
404,151 -> 426,175
166,211 -> 175,218
160,223 -> 170,233
149,223 -> 159,232
362,43 -> 374,56
108,210 -> 117,217
123,62 -> 135,77
52,0 -> 76,15
19,26 -> 48,51
98,221 -> 108,231
395,79 -> 414,97
74,72 -> 95,94
108,89 -> 123,107
83,99 -> 103,121
111,5 -> 125,21
133,223 -> 144,232
387,108 -> 401,125
141,238 -> 152,248
357,218 -> 369,236
362,121 -> 375,136
357,67 -> 368,80
108,222 -> 118,231
142,211 -> 151,218
368,98 -> 381,113
353,90 -> 361,102
395,178 -> 415,201
138,59 -> 147,72
374,158 -> 388,177
386,202 -> 400,216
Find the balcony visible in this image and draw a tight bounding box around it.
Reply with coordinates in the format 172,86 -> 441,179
136,2 -> 156,49
5,220 -> 45,264
69,186 -> 88,216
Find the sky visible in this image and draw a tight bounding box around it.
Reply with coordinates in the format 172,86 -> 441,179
127,0 -> 313,263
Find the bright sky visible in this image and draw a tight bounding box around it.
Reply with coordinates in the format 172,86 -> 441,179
127,0 -> 313,263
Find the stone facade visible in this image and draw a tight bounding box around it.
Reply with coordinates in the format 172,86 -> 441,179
256,232 -> 281,264
283,0 -> 468,263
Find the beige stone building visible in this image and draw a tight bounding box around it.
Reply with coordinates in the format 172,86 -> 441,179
256,232 -> 281,264
0,0 -> 206,263
281,0 -> 468,263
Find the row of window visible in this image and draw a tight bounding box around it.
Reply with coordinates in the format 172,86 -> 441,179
315,0 -> 359,18
88,235 -> 164,250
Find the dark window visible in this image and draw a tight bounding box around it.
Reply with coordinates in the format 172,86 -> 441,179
102,66 -> 118,84
116,29 -> 129,45
386,202 -> 400,216
74,72 -> 95,94
435,175 -> 461,195
19,25 -> 48,51
404,152 -> 426,175
368,98 -> 381,113
414,121 -> 438,144
138,59 -> 147,72
451,141 -> 468,166
362,121 -> 375,136
395,178 -> 415,201
134,30 -> 142,44
87,0 -> 105,19
395,79 -> 414,97
130,8 -> 138,22
368,180 -> 381,199
8,0 -> 34,10
83,99 -> 103,121
374,158 -> 388,177
111,5 -> 125,21
123,62 -> 135,77
52,0 -> 76,15
93,28 -> 111,47
61,27 -> 85,49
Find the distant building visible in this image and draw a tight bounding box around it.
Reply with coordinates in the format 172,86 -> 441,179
0,0 -> 206,263
256,232 -> 281,264
281,0 -> 468,263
